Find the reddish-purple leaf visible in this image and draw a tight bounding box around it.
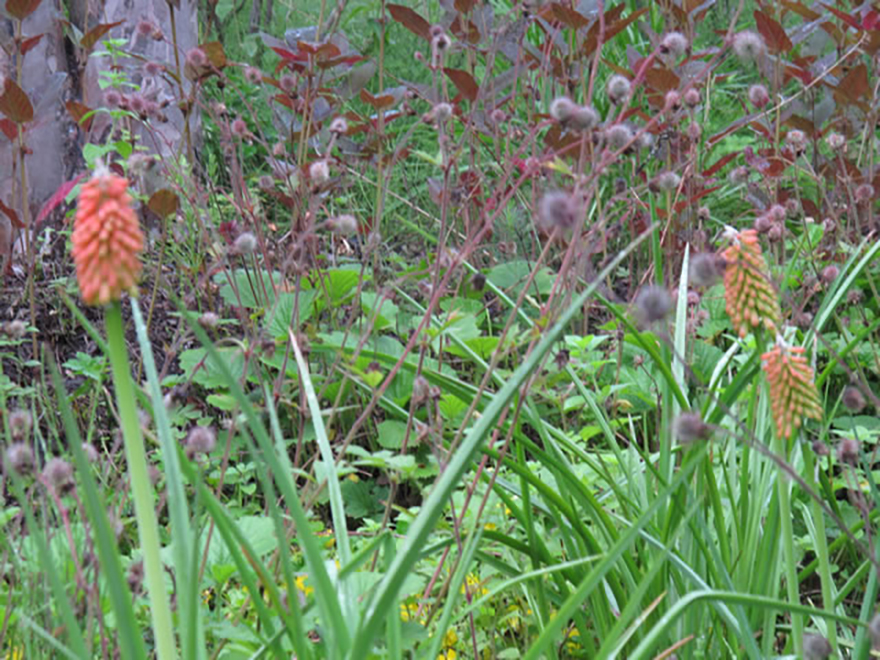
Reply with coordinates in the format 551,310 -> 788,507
20,34 -> 43,55
444,68 -> 479,102
543,3 -> 590,29
65,101 -> 93,131
863,9 -> 880,31
5,0 -> 41,21
821,3 -> 862,30
387,4 -> 431,40
80,20 -> 123,51
454,0 -> 476,12
836,63 -> 870,103
702,151 -> 740,177
781,0 -> 821,21
35,173 -> 86,227
359,89 -> 396,109
0,198 -> 24,229
583,7 -> 648,55
0,119 -> 17,141
147,189 -> 179,217
754,10 -> 793,54
0,78 -> 34,124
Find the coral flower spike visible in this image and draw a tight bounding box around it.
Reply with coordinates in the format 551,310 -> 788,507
72,168 -> 144,306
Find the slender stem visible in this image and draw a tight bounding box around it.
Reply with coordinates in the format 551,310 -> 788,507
774,428 -> 802,657
803,445 -> 837,653
106,302 -> 177,660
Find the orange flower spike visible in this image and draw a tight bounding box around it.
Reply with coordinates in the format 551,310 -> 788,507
761,341 -> 823,439
72,171 -> 144,306
722,228 -> 781,337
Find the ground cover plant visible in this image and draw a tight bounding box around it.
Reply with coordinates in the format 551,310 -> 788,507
2,0 -> 880,657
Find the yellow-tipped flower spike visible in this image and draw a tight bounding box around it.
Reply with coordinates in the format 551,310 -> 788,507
722,227 -> 781,337
72,170 -> 144,306
761,337 -> 823,439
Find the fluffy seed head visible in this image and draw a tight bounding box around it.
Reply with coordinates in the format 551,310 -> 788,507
664,90 -> 681,112
129,94 -> 147,115
842,386 -> 866,412
653,171 -> 681,192
5,443 -> 34,475
821,264 -> 839,284
258,175 -> 274,191
769,204 -> 786,222
309,159 -> 330,183
674,412 -> 711,445
837,437 -> 860,465
683,88 -> 700,107
606,74 -> 632,103
144,61 -> 163,77
2,320 -> 26,339
767,223 -> 784,242
569,105 -> 599,131
605,123 -> 634,151
826,132 -> 845,150
329,117 -> 349,134
803,633 -> 832,660
136,20 -> 155,37
659,31 -> 689,58
728,166 -> 749,184
8,410 -> 32,440
244,67 -> 262,85
231,117 -> 248,138
72,172 -> 144,306
82,443 -> 99,462
549,97 -> 575,122
689,253 -> 725,287
855,183 -> 875,203
786,130 -> 806,151
104,90 -> 122,108
732,30 -> 766,62
636,285 -> 672,324
186,426 -> 216,457
279,73 -> 297,93
185,47 -> 208,69
43,457 -> 75,494
687,122 -> 702,140
232,232 -> 257,255
198,312 -> 220,329
328,214 -> 358,234
748,84 -> 770,108
431,103 -> 453,123
538,191 -> 581,232
636,131 -> 654,151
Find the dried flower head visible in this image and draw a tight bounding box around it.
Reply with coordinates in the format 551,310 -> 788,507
855,183 -> 875,203
309,159 -> 330,183
748,84 -> 770,108
842,385 -> 866,412
258,175 -> 274,191
185,47 -> 208,69
802,633 -> 832,660
43,457 -> 75,494
129,94 -> 147,115
732,30 -> 766,62
430,102 -> 454,123
687,122 -> 702,140
470,272 -> 486,291
664,90 -> 681,112
232,232 -> 257,255
837,437 -> 859,465
198,311 -> 220,329
689,253 -> 725,287
605,123 -> 634,151
821,264 -> 839,284
72,171 -> 144,306
127,559 -> 144,594
762,340 -> 824,439
635,285 -> 672,324
674,412 -> 711,444
786,130 -> 806,152
186,426 -> 216,457
329,117 -> 349,134
143,61 -> 163,77
569,105 -> 599,131
653,171 -> 681,192
244,67 -> 262,85
826,132 -> 845,150
728,166 -> 749,185
606,74 -> 632,103
328,214 -> 358,234
8,409 -> 32,440
2,320 -> 27,339
549,96 -> 576,123
136,20 -> 156,37
81,443 -> 99,463
231,117 -> 248,138
279,73 -> 297,93
683,88 -> 700,107
104,90 -> 123,107
5,443 -> 34,475
722,229 -> 781,337
636,130 -> 654,151
537,191 -> 581,232
659,31 -> 688,58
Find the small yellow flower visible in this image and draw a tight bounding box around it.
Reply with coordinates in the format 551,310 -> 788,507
443,628 -> 458,647
295,574 -> 314,596
461,573 -> 488,596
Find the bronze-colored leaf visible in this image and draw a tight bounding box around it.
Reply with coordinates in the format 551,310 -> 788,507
820,3 -> 862,30
449,15 -> 481,43
80,20 -> 123,51
836,63 -> 870,103
147,189 -> 179,217
359,89 -> 395,109
444,68 -> 479,102
201,41 -> 227,69
0,78 -> 34,124
781,0 -> 820,21
387,4 -> 431,40
644,66 -> 680,93
65,101 -> 94,131
0,197 -> 24,229
546,2 -> 590,29
5,0 -> 41,21
454,0 -> 476,12
583,7 -> 648,54
0,118 -> 17,140
19,34 -> 43,55
754,10 -> 792,54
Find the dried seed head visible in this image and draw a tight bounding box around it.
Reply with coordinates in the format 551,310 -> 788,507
554,349 -> 570,370
821,264 -> 839,284
732,30 -> 766,62
470,271 -> 486,291
786,130 -> 806,151
186,426 -> 216,457
803,633 -> 832,660
822,217 -> 837,234
569,105 -> 599,131
784,198 -> 800,217
279,73 -> 297,93
127,559 -> 144,595
136,19 -> 155,37
687,122 -> 701,140
664,90 -> 681,112
606,74 -> 632,104
430,102 -> 454,123
5,443 -> 34,475
144,61 -> 163,77
689,253 -> 724,287
81,443 -> 99,463
104,90 -> 123,107
728,166 -> 749,185
309,159 -> 330,183
537,191 -> 581,232
847,289 -> 863,305
605,123 -> 634,151
636,285 -> 672,324
636,130 -> 654,151
697,206 -> 711,221
43,457 -> 75,494
767,223 -> 784,242
843,386 -> 866,412
232,232 -> 258,255
231,117 -> 248,138
674,412 -> 711,445
837,437 -> 860,466
329,117 -> 349,134
683,88 -> 700,107
2,320 -> 28,339
242,67 -> 261,86
748,84 -> 770,108
258,175 -> 274,191
129,94 -> 147,115
8,410 -> 32,440
198,311 -> 220,329
769,204 -> 786,222
185,47 -> 208,69
826,132 -> 845,150
549,96 -> 576,122
659,31 -> 688,58
432,32 -> 451,51
412,375 -> 430,405
653,171 -> 681,192
855,183 -> 875,203
328,214 -> 358,234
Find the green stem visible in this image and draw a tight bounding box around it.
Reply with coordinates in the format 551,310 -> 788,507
106,302 -> 177,660
803,445 -> 837,653
774,429 -> 802,657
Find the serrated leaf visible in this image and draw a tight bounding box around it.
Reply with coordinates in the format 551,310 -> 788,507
0,78 -> 34,124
